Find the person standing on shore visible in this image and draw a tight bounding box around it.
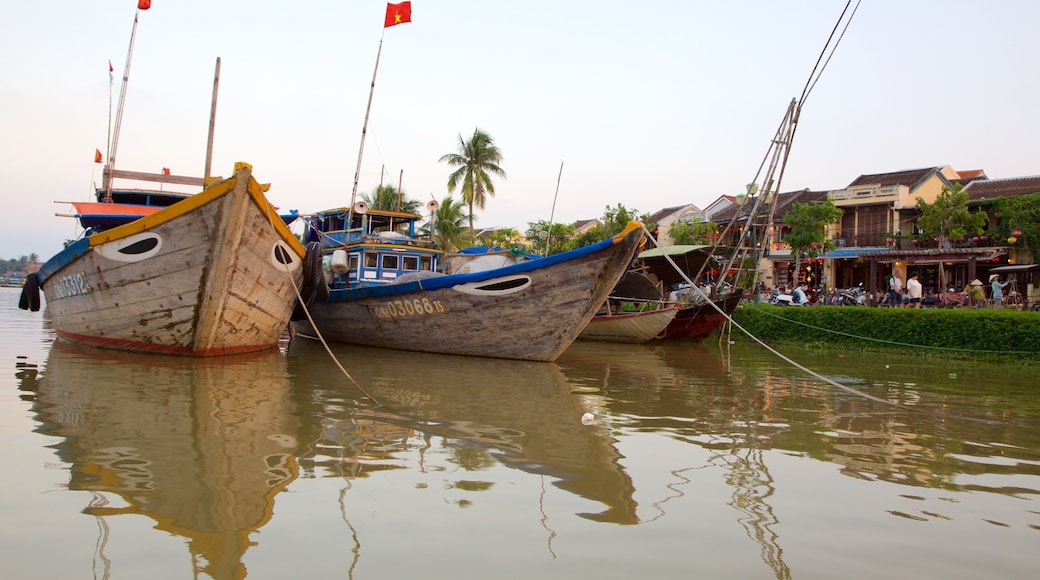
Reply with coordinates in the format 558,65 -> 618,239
991,274 -> 1009,308
888,273 -> 903,308
907,274 -> 923,308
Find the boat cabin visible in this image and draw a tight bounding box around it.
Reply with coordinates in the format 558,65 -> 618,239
304,207 -> 442,287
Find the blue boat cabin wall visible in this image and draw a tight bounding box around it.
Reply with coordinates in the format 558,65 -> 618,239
305,208 -> 441,287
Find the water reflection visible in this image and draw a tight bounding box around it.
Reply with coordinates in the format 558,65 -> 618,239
285,340 -> 638,526
25,343 -> 300,579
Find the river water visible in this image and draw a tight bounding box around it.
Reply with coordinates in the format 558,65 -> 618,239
2,287 -> 1039,579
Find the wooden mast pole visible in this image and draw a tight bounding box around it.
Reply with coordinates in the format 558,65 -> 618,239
348,34 -> 385,229
105,9 -> 143,200
204,57 -> 221,183
544,161 -> 564,256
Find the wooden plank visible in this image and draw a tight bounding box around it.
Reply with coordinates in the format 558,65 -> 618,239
107,168 -> 209,187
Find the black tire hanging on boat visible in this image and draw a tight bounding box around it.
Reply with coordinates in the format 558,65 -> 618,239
18,273 -> 41,312
300,241 -> 327,306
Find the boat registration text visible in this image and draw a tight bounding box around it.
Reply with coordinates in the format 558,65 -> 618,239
371,298 -> 446,321
54,272 -> 92,299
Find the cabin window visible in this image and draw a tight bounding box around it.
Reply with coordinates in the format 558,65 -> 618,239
349,254 -> 359,271
381,254 -> 399,270
402,256 -> 419,271
420,256 -> 433,271
365,252 -> 378,268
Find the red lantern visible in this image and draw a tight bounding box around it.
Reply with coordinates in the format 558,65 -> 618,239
980,235 -> 988,241
912,239 -> 919,245
1013,230 -> 1023,238
972,236 -> 980,243
886,237 -> 894,244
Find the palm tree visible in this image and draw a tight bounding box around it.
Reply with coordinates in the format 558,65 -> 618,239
362,184 -> 421,214
439,128 -> 506,236
421,195 -> 470,253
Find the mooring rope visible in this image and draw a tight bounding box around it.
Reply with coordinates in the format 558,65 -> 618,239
640,224 -> 913,408
259,192 -> 382,407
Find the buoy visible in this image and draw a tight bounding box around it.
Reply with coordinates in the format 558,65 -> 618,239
581,412 -> 595,425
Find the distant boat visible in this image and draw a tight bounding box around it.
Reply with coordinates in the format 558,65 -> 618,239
579,301 -> 681,343
579,271 -> 680,343
22,163 -> 309,356
291,206 -> 645,361
629,245 -> 743,341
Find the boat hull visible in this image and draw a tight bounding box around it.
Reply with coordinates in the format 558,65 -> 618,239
578,303 -> 681,343
293,223 -> 646,361
660,289 -> 743,340
36,163 -> 306,356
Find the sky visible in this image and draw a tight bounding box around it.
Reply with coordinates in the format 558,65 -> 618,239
2,0 -> 1040,261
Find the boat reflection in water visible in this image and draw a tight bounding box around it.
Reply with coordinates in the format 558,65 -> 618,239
26,342 -> 300,579
285,340 -> 639,526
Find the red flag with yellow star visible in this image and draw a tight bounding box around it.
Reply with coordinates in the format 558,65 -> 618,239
384,2 -> 411,28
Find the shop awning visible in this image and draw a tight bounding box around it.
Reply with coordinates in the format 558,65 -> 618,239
818,248 -> 889,260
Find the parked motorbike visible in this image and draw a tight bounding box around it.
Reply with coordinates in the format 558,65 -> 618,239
769,285 -> 811,306
835,282 -> 867,306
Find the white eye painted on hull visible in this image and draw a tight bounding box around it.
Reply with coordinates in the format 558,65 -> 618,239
452,275 -> 531,296
93,232 -> 163,262
271,241 -> 302,271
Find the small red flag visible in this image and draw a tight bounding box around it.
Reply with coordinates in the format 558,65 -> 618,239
95,149 -> 103,163
138,0 -> 151,10
108,60 -> 113,73
384,2 -> 412,28
162,167 -> 171,175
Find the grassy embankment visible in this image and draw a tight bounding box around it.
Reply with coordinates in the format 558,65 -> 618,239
728,303 -> 1040,363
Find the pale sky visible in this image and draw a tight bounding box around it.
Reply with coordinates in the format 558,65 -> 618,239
3,1 -> 1039,261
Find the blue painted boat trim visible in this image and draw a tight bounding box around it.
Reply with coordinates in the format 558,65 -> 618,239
37,238 -> 90,283
326,233 -> 620,303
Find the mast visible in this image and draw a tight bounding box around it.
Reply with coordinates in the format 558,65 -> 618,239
348,35 -> 385,229
204,57 -> 221,182
544,161 -> 564,256
105,9 -> 144,200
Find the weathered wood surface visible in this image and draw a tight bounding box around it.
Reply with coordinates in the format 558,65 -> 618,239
293,223 -> 646,362
41,163 -> 305,355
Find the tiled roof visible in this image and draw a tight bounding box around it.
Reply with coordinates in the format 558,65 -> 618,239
647,204 -> 700,225
571,218 -> 599,230
846,167 -> 941,189
712,189 -> 827,224
957,169 -> 987,179
964,176 -> 1040,202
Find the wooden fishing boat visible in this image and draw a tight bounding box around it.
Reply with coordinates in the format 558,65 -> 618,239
17,8 -> 312,355
578,301 -> 681,343
628,244 -> 743,341
292,209 -> 645,361
22,163 -> 309,355
658,288 -> 743,340
578,270 -> 680,343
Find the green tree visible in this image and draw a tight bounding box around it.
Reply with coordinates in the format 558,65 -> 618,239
599,203 -> 649,237
479,228 -> 523,249
421,195 -> 471,253
783,199 -> 843,287
668,219 -> 717,245
362,184 -> 420,214
915,184 -> 987,248
982,191 -> 1040,262
439,128 -> 506,237
526,220 -> 574,255
916,184 -> 987,288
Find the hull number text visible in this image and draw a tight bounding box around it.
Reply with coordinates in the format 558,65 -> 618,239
372,298 -> 445,320
54,272 -> 92,299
